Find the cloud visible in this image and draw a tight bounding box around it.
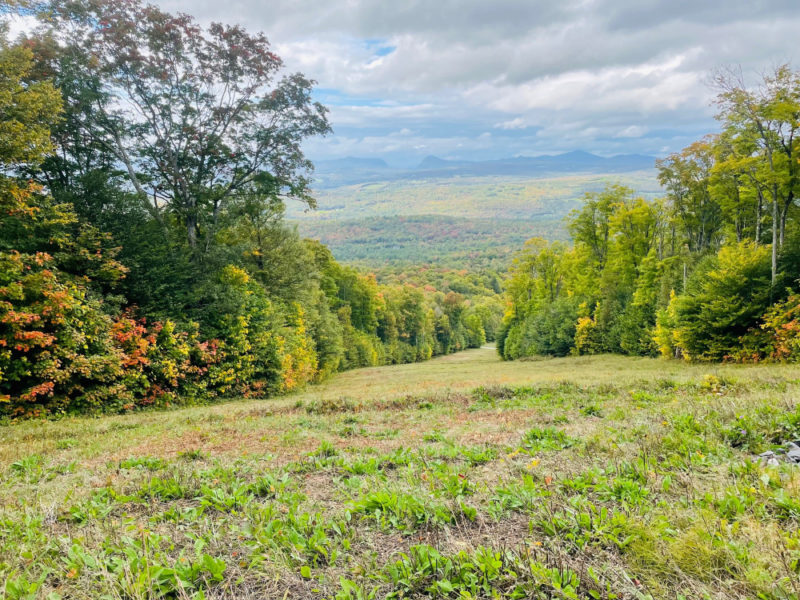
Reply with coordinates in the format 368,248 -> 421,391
91,1 -> 800,162
495,118 -> 529,131
616,126 -> 649,139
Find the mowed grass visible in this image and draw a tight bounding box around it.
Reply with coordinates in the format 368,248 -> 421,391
2,349 -> 800,599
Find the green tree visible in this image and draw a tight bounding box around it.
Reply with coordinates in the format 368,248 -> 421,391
506,238 -> 569,313
714,65 -> 800,282
0,40 -> 61,168
670,242 -> 772,360
0,37 -> 130,416
38,0 -> 330,257
656,139 -> 722,254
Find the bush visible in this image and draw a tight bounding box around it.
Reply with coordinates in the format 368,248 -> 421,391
504,298 -> 578,358
574,313 -> 600,355
111,314 -> 218,408
668,243 -> 772,361
760,294 -> 800,361
0,251 -> 127,416
201,266 -> 317,397
737,293 -> 800,362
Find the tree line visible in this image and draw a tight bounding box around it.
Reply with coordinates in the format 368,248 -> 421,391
0,1 -> 498,418
499,66 -> 800,363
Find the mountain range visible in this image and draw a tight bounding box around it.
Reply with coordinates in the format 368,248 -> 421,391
311,150 -> 657,188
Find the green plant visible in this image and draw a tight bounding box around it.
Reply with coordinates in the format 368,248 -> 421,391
522,427 -> 576,452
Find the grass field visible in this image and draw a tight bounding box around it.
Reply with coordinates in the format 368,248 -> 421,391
2,349 -> 800,599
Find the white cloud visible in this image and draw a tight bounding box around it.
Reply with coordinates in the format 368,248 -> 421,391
126,1 -> 800,161
616,125 -> 649,138
494,118 -> 528,130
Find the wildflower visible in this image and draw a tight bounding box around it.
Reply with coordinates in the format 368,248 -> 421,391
525,459 -> 540,470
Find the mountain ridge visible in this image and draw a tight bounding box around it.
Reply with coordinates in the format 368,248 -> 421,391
312,151 -> 658,188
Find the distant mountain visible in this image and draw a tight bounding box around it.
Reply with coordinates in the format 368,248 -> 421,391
416,155 -> 474,169
311,156 -> 397,188
411,151 -> 655,177
315,156 -> 391,170
311,151 -> 657,188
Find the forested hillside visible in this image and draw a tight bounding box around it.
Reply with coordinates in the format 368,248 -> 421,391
0,1 -> 498,419
500,66 -> 800,363
296,215 -> 562,269
293,172 -> 660,268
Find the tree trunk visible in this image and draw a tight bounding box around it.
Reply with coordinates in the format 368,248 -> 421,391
187,211 -> 198,250
771,193 -> 778,285
682,262 -> 687,292
755,189 -> 762,244
670,224 -> 676,256
734,183 -> 742,242
779,190 -> 792,248
765,143 -> 778,285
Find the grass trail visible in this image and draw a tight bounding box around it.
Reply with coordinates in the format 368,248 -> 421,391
3,348 -> 797,466
2,352 -> 800,599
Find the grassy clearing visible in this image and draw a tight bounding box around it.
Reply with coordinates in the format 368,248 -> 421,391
2,349 -> 800,599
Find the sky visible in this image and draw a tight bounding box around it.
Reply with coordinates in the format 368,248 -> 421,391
13,1 -> 800,166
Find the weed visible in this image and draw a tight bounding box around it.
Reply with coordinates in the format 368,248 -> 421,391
423,431 -> 446,443
306,396 -> 358,414
581,403 -> 603,417
9,455 -> 43,481
119,456 -> 168,471
521,427 -> 576,452
56,438 -> 78,450
178,449 -> 205,461
350,491 -> 471,530
139,476 -> 189,501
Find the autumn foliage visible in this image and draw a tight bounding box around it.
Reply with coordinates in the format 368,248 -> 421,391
0,2 -> 497,419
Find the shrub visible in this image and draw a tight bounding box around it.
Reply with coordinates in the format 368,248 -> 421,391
0,251 -> 128,416
750,294 -> 800,362
669,243 -> 772,361
507,297 -> 578,358
111,313 -> 218,408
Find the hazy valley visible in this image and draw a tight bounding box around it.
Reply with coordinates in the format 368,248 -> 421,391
291,159 -> 661,267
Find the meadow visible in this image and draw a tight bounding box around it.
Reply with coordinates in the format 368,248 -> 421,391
2,349 -> 800,599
